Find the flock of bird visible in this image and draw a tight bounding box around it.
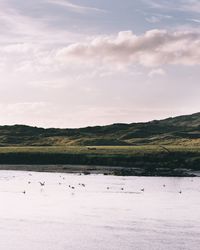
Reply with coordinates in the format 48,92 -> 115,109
17,173 -> 184,195
8,172 -> 186,195
22,178 -> 88,194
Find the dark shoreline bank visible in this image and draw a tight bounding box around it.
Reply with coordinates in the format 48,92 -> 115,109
0,146 -> 199,177
0,163 -> 198,177
0,164 -> 198,177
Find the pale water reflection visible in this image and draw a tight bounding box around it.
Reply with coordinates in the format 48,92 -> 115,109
0,170 -> 200,250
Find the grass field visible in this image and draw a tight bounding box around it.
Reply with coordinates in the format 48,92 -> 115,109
0,145 -> 199,154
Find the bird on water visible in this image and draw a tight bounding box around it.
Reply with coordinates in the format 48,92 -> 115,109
39,182 -> 45,186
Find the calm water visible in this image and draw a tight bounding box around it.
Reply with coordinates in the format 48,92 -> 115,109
0,170 -> 200,250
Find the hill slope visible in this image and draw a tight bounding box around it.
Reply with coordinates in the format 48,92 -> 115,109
0,113 -> 199,146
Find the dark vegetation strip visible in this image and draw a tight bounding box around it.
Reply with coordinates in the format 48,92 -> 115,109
0,151 -> 199,176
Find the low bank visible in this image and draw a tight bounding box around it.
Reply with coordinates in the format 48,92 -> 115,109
0,146 -> 199,176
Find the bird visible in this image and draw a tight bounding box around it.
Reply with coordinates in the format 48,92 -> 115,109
121,188 -> 124,191
71,186 -> 75,189
82,184 -> 85,187
28,181 -> 31,184
141,188 -> 144,192
107,187 -> 110,190
22,190 -> 26,194
163,184 -> 166,187
39,182 -> 45,186
179,190 -> 182,194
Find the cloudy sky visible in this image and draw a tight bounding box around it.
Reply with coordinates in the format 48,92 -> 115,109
0,0 -> 200,128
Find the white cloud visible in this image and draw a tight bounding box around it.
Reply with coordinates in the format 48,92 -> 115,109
0,2 -> 84,45
182,0 -> 200,13
1,29 -> 200,75
145,14 -> 172,23
56,29 -> 200,67
0,102 -> 49,116
46,0 -> 105,14
144,0 -> 200,13
148,68 -> 166,77
187,18 -> 200,23
145,16 -> 162,23
29,80 -> 68,88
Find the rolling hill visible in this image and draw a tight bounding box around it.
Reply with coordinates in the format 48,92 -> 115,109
0,112 -> 199,147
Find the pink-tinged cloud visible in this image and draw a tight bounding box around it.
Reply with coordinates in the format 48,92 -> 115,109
56,29 -> 200,67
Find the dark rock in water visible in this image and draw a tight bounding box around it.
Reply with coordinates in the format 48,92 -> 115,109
83,171 -> 90,175
113,167 -> 197,177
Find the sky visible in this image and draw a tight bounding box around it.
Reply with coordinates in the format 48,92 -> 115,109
0,0 -> 200,128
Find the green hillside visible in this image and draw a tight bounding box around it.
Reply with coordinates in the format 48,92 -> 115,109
0,112 -> 199,147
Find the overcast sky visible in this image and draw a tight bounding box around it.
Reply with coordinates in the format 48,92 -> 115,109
0,0 -> 200,128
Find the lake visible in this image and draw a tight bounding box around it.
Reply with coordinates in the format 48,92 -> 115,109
0,170 -> 200,250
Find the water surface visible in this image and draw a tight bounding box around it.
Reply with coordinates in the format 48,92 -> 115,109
0,170 -> 200,250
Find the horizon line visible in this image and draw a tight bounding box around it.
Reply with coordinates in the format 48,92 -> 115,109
0,111 -> 199,130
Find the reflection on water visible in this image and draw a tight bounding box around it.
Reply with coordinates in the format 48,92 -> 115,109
0,170 -> 200,250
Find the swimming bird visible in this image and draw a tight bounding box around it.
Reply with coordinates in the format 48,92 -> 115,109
179,190 -> 182,194
121,188 -> 124,191
141,188 -> 144,192
39,182 -> 45,186
82,184 -> 85,187
22,190 -> 26,194
107,187 -> 110,190
28,181 -> 31,184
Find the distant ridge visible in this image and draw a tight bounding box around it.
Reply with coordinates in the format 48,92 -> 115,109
0,112 -> 199,146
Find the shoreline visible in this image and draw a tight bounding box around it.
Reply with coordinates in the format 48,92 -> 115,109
0,164 -> 199,177
0,146 -> 199,177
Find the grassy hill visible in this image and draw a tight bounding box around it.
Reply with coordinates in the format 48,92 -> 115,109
0,113 -> 199,175
0,112 -> 199,147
